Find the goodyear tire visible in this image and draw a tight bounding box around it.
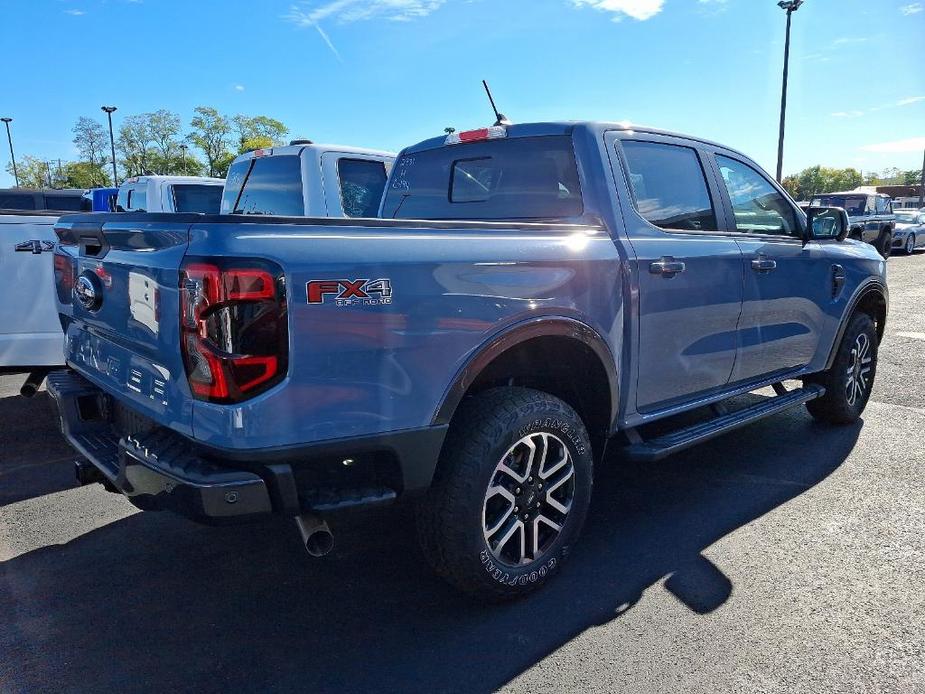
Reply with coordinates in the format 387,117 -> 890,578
417,387 -> 593,601
805,313 -> 878,425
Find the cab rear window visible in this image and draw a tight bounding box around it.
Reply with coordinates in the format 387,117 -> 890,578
222,155 -> 304,216
173,184 -> 223,214
382,135 -> 582,220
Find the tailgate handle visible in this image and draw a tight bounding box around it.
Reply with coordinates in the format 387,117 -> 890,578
79,235 -> 106,258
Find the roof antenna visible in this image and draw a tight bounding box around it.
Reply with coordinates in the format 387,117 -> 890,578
482,80 -> 511,126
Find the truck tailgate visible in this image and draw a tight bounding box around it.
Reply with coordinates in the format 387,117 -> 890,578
56,214 -> 195,434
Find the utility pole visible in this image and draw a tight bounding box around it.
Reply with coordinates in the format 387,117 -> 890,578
919,148 -> 925,208
101,106 -> 118,186
775,0 -> 804,183
179,143 -> 188,175
1,117 -> 19,187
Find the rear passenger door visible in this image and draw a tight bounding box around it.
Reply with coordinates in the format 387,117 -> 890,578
709,152 -> 837,384
320,154 -> 391,218
610,134 -> 744,412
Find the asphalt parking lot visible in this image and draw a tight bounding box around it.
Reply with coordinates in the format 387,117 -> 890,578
1,252 -> 923,694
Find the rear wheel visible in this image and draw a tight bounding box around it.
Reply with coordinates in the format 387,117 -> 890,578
417,387 -> 593,601
805,313 -> 878,425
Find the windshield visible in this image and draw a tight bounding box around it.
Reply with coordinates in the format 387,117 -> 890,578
172,184 -> 223,214
810,195 -> 866,216
381,135 -> 582,220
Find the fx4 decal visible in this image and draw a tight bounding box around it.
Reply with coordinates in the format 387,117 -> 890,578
306,279 -> 393,306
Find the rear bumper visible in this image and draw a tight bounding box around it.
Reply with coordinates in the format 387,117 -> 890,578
0,332 -> 64,372
47,370 -> 447,524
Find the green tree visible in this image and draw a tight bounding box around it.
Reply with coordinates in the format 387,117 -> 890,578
188,106 -> 233,177
117,114 -> 154,177
147,109 -> 182,171
787,166 -> 864,200
72,116 -> 111,186
5,156 -> 54,188
902,169 -> 923,186
60,161 -> 110,188
233,114 -> 289,153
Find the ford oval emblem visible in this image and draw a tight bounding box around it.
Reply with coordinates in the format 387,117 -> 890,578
75,273 -> 102,311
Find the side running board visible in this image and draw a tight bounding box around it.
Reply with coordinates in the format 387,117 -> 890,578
624,384 -> 825,462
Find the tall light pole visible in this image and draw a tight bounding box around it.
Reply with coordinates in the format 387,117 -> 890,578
101,105 -> 118,186
775,0 -> 804,183
179,143 -> 188,175
1,117 -> 19,187
919,148 -> 924,209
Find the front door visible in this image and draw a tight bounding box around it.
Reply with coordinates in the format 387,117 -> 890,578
611,135 -> 744,412
711,153 -> 841,383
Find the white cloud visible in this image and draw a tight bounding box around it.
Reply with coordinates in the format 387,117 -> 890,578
285,0 -> 445,25
900,3 -> 923,15
64,8 -> 85,15
234,84 -> 245,92
284,0 -> 445,60
897,96 -> 925,106
831,111 -> 865,118
832,36 -> 868,46
861,137 -> 925,154
570,0 -> 665,21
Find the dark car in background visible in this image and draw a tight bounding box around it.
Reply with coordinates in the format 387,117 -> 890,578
0,188 -> 91,213
810,191 -> 895,258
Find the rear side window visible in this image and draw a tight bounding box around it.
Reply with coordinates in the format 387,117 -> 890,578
337,158 -> 387,217
381,135 -> 582,220
620,141 -> 717,232
224,155 -> 303,216
172,184 -> 223,214
0,193 -> 36,210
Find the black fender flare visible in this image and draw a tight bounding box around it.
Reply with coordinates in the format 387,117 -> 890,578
824,279 -> 888,371
431,316 -> 619,429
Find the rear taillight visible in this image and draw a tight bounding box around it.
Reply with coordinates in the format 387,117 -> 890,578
179,258 -> 288,403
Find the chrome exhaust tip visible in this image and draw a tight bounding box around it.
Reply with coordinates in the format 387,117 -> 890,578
295,513 -> 334,557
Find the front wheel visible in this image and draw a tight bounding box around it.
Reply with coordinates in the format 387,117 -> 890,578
805,313 -> 878,425
878,230 -> 892,259
905,234 -> 916,255
416,387 -> 593,601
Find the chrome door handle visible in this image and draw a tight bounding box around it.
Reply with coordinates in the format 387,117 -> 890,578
649,258 -> 686,277
751,256 -> 777,272
14,240 -> 54,254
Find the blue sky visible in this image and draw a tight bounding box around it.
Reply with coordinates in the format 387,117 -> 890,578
1,0 -> 923,187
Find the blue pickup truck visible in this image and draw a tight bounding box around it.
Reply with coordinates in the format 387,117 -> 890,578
48,121 -> 887,600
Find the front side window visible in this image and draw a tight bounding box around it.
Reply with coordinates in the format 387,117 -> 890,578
225,155 -> 303,216
337,158 -> 387,217
621,140 -> 718,232
716,155 -> 798,236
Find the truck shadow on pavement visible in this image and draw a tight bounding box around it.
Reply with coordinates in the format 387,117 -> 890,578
0,402 -> 861,693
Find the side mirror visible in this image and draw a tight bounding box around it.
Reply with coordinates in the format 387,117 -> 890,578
805,206 -> 849,243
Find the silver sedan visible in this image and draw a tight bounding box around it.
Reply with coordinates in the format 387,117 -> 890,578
892,210 -> 925,255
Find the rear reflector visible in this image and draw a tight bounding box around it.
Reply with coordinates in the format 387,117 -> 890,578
445,126 -> 507,146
